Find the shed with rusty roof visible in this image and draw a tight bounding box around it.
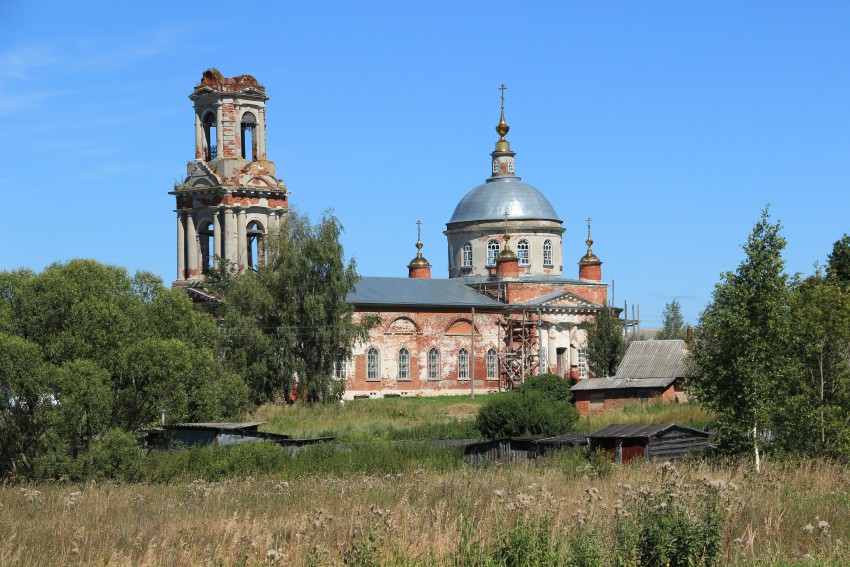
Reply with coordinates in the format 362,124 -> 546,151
587,423 -> 713,464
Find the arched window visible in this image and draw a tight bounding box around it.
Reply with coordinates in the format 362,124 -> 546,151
428,348 -> 440,380
241,111 -> 257,161
487,348 -> 498,380
397,348 -> 410,380
487,240 -> 501,266
199,220 -> 214,274
247,220 -> 265,271
367,348 -> 379,381
543,239 -> 553,267
458,348 -> 469,380
461,242 -> 473,268
517,239 -> 530,266
203,112 -> 217,161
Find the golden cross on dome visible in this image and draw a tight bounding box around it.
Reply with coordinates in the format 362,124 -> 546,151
586,217 -> 592,237
499,84 -> 507,110
416,220 -> 422,242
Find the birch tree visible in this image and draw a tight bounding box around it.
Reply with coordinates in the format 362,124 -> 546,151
687,208 -> 794,471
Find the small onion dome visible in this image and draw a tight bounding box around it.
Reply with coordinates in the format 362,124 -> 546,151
408,223 -> 432,279
579,219 -> 601,265
497,234 -> 519,263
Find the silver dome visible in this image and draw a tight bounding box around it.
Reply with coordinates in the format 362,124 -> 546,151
448,176 -> 561,225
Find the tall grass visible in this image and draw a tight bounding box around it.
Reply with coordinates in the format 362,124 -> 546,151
2,458 -> 848,566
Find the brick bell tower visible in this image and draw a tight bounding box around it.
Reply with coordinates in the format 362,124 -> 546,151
172,69 -> 288,284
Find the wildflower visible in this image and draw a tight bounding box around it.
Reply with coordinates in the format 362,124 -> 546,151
803,524 -> 815,534
818,520 -> 830,533
21,488 -> 43,503
266,549 -> 281,562
494,490 -> 504,498
706,479 -> 727,490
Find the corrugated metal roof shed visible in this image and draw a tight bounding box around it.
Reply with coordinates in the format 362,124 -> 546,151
173,422 -> 265,431
348,277 -> 504,308
614,340 -> 689,380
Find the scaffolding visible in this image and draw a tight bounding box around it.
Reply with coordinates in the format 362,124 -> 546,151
499,309 -> 541,390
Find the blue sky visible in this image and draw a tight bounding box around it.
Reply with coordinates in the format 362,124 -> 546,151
1,1 -> 848,326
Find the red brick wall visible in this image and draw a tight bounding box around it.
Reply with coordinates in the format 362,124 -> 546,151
574,384 -> 678,415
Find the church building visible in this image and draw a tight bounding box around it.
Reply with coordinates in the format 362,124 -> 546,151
172,71 -> 611,399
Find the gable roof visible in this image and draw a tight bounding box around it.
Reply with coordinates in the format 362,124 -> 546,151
348,277 -> 503,308
614,340 -> 689,380
587,423 -> 711,439
520,289 -> 602,309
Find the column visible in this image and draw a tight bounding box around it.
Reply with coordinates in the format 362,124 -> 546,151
237,208 -> 248,272
215,104 -> 224,151
212,209 -> 222,268
176,210 -> 186,281
186,211 -> 199,279
223,208 -> 236,267
257,107 -> 267,159
194,112 -> 204,160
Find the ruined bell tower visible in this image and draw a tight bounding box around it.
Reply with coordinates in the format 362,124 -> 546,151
171,69 -> 288,284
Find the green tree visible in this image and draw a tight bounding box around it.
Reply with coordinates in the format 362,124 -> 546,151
656,299 -> 686,340
586,305 -> 626,378
687,207 -> 794,470
219,211 -> 377,403
826,233 -> 850,286
778,275 -> 850,456
475,390 -> 579,438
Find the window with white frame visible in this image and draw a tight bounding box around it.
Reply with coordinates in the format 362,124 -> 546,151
367,348 -> 380,381
428,348 -> 440,380
397,348 -> 410,380
486,348 -> 498,380
333,359 -> 347,380
458,348 -> 469,380
461,242 -> 472,267
543,239 -> 553,267
578,348 -> 588,379
517,239 -> 530,266
487,240 -> 501,266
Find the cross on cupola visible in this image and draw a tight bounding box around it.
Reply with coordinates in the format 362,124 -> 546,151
491,83 -> 516,177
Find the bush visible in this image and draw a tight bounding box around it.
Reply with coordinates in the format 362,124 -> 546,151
475,390 -> 579,438
513,373 -> 576,402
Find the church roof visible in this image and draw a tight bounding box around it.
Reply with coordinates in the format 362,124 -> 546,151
519,289 -> 601,309
447,176 -> 561,225
454,274 -> 603,286
348,277 -> 503,308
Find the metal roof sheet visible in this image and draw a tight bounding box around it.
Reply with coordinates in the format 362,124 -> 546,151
348,277 -> 504,308
571,376 -> 677,391
587,423 -> 711,439
614,340 -> 689,380
172,422 -> 265,431
448,176 -> 562,224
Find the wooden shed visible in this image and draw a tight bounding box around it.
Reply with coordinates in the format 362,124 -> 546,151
572,340 -> 690,415
463,434 -> 588,464
587,423 -> 713,464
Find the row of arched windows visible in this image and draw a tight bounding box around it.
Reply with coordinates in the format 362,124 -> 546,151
201,110 -> 259,162
365,347 -> 500,381
462,239 -> 554,268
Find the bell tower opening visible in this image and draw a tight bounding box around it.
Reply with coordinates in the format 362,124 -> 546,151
247,220 -> 265,271
241,112 -> 257,161
199,221 -> 215,274
202,112 -> 217,161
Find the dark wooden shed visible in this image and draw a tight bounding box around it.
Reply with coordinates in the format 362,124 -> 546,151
587,423 -> 713,464
140,422 -> 333,452
463,434 -> 588,464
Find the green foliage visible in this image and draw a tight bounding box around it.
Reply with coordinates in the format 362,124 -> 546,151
475,390 -> 579,438
826,233 -> 850,286
778,275 -> 850,457
217,210 -> 377,404
688,207 -> 795,457
0,259 -> 246,480
513,372 -> 575,402
586,305 -> 626,378
619,465 -> 723,567
656,299 -> 687,340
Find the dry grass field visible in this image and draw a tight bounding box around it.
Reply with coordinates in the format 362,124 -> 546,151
2,457 -> 848,565
2,399 -> 845,566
